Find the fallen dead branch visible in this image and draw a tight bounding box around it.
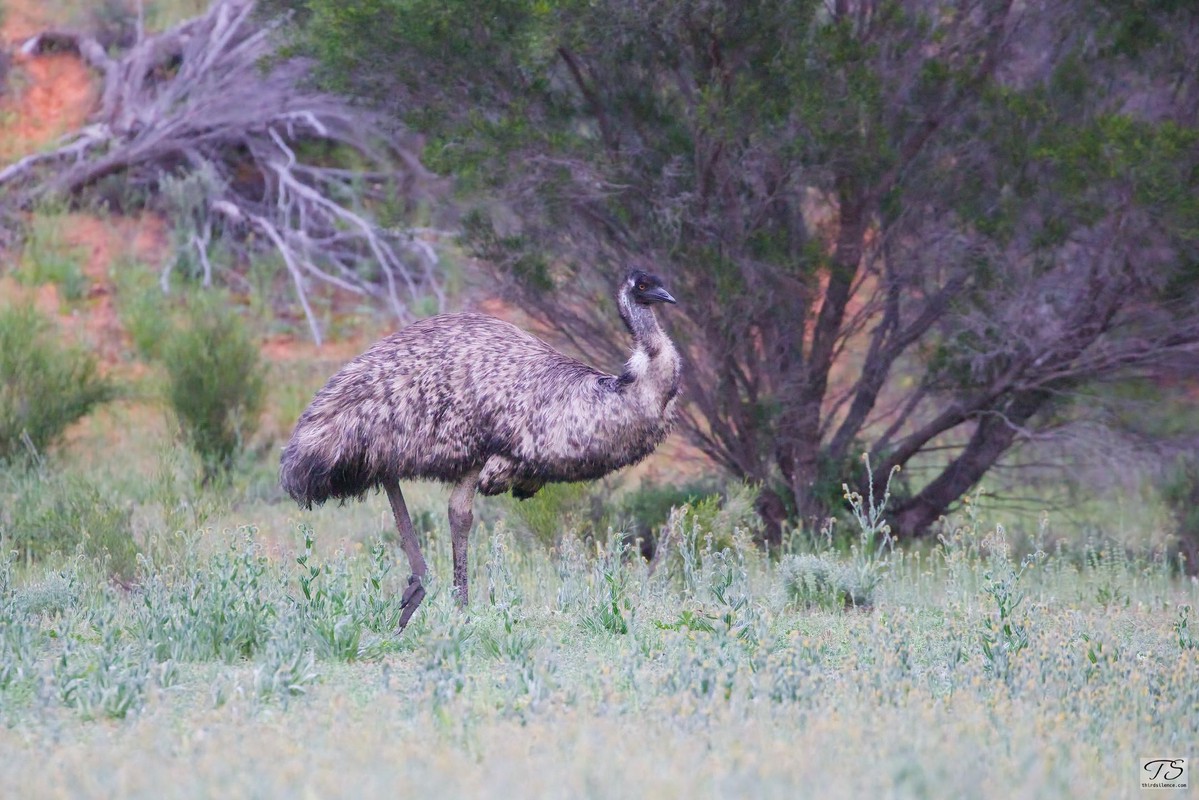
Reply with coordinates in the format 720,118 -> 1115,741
2,0 -> 445,342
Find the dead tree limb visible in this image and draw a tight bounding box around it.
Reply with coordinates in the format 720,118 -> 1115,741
2,0 -> 446,343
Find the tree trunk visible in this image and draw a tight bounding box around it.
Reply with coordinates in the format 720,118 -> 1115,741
754,486 -> 788,549
889,390 -> 1049,538
782,186 -> 868,526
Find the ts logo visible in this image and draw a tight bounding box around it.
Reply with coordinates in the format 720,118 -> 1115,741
1143,759 -> 1186,782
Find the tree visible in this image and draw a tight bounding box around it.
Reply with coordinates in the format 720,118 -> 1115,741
299,0 -> 1199,540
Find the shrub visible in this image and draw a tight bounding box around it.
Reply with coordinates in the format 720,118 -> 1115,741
113,257 -> 172,360
617,479 -> 717,556
505,482 -> 606,548
161,293 -> 266,480
1,469 -> 139,580
16,214 -> 89,302
0,304 -> 112,462
1163,454 -> 1199,574
778,553 -> 879,610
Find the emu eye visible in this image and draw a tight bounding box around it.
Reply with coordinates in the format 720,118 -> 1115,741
636,282 -> 647,291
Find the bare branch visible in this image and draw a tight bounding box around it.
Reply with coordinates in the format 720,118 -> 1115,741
1,0 -> 444,338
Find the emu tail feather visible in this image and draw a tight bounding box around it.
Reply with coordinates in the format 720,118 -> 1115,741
279,422 -> 378,508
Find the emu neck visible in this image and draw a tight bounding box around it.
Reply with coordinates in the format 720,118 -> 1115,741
618,295 -> 679,405
620,295 -> 668,355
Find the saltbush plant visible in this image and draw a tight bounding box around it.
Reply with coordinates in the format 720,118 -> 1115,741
0,304 -> 112,462
161,293 -> 266,480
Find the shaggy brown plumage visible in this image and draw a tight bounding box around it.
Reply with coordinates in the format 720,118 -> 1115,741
279,270 -> 681,628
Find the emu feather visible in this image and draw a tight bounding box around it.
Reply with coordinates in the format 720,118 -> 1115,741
279,270 -> 681,628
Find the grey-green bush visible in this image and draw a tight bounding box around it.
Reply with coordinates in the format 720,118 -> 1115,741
778,553 -> 880,610
2,470 -> 139,579
0,304 -> 112,462
161,294 -> 265,480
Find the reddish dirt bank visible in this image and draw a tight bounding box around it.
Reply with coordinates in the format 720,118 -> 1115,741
1,0 -> 96,163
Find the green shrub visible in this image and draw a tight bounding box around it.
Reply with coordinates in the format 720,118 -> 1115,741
617,479 -> 716,553
16,214 -> 89,302
1163,454 -> 1199,573
778,553 -> 879,610
1,469 -> 139,580
161,294 -> 266,480
505,482 -> 603,548
113,257 -> 173,361
0,304 -> 112,462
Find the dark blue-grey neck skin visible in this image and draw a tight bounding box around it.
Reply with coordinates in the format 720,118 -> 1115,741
617,270 -> 676,355
618,288 -> 667,350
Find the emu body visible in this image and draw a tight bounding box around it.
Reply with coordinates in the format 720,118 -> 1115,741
280,271 -> 681,628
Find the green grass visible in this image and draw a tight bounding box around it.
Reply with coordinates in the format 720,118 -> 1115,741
43,0 -> 210,34
0,277 -> 1192,798
14,213 -> 89,303
0,470 -> 1194,798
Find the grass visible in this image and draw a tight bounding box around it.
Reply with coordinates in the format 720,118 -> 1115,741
0,232 -> 1191,797
0,269 -> 1191,797
0,457 -> 1195,799
13,212 -> 89,304
43,0 -> 211,34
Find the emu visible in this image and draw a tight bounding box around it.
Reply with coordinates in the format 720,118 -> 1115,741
279,270 -> 681,629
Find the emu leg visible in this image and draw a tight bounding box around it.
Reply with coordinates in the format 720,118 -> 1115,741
383,479 -> 427,631
448,469 -> 481,608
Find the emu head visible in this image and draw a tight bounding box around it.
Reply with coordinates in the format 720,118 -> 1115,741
624,270 -> 676,306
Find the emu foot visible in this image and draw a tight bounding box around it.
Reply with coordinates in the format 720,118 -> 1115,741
397,574 -> 426,631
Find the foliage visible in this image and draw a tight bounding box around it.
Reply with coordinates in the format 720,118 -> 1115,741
55,619 -> 152,721
779,457 -> 897,609
137,529 -> 280,663
0,304 -> 112,463
0,500 -> 1195,797
161,293 -> 266,481
674,483 -> 762,554
616,479 -> 717,549
977,526 -> 1043,682
14,212 -> 89,302
504,482 -> 602,548
1,468 -> 139,580
112,255 -> 173,361
780,554 -> 870,610
295,0 -> 1199,539
1162,453 -> 1199,572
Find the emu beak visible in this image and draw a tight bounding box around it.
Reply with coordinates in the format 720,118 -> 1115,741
647,286 -> 676,305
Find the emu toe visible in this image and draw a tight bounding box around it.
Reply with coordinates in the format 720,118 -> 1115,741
397,574 -> 427,631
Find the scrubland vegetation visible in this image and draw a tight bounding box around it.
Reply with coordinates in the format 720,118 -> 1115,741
0,261 -> 1194,797
1,454 -> 1197,798
2,0 -> 1198,797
